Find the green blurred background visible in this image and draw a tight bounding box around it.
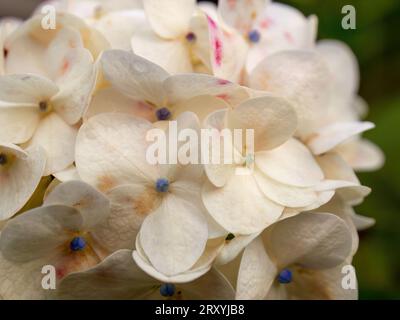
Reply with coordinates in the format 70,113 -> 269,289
1,0 -> 399,299
281,0 -> 400,299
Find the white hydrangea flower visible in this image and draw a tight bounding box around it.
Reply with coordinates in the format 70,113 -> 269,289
235,212 -> 356,300
75,111 -> 223,280
0,181 -> 113,299
130,0 -> 247,82
202,95 -> 349,235
55,249 -> 234,300
87,49 -> 247,122
0,18 -> 21,75
0,143 -> 46,222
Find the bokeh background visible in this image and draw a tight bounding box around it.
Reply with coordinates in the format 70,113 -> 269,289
1,0 -> 399,299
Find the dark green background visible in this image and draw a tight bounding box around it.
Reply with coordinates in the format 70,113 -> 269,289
281,0 -> 400,299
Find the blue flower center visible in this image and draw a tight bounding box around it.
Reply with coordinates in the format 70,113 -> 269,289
156,107 -> 171,121
160,283 -> 175,297
156,178 -> 170,193
248,29 -> 261,43
70,236 -> 86,251
278,269 -> 292,284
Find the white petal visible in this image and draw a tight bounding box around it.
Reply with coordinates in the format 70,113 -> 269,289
249,50 -> 332,138
236,236 -> 277,300
131,29 -> 192,74
101,50 -> 169,106
0,107 -> 40,144
0,74 -> 58,103
308,121 -> 375,155
94,10 -> 147,50
53,165 -> 80,182
75,113 -> 158,192
316,40 -> 359,95
218,0 -> 267,34
336,139 -> 385,172
352,213 -> 375,231
264,212 -> 352,269
57,249 -> 158,300
140,193 -> 208,276
51,48 -> 96,125
202,175 -> 283,234
256,138 -> 324,187
228,95 -> 297,151
91,183 -> 160,252
29,113 -> 78,176
0,144 -> 46,221
254,170 -> 318,208
0,205 -> 82,262
85,86 -> 156,122
164,73 -> 248,106
44,180 -> 110,228
143,0 -> 195,39
216,232 -> 260,265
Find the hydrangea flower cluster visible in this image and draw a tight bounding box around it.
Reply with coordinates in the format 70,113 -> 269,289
0,0 -> 384,300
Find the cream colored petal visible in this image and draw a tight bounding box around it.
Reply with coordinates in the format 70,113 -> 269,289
0,74 -> 58,103
254,170 -> 318,208
143,0 -> 195,39
75,113 -> 158,192
51,48 -> 96,125
228,95 -> 297,152
249,50 -> 332,138
202,174 -> 283,234
53,165 -> 80,182
131,27 -> 192,74
84,86 -> 156,122
0,205 -> 83,263
57,249 -> 158,300
140,193 -> 208,276
218,0 -> 267,34
91,183 -> 160,252
0,144 -> 46,221
29,113 -> 78,176
336,139 -> 385,172
307,121 -> 375,155
164,73 -> 248,107
0,107 -> 40,144
263,212 -> 352,269
256,138 -> 324,187
44,180 -> 110,228
236,236 -> 277,300
101,50 -> 169,106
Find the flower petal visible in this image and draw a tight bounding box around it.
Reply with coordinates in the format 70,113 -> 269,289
51,48 -> 96,125
228,95 -> 297,151
164,73 -> 248,106
29,113 -> 78,176
254,170 -> 318,208
101,50 -> 169,106
263,212 -> 352,269
75,113 -> 158,192
143,0 -> 195,39
249,50 -> 332,138
44,180 -> 110,228
307,121 -> 375,155
202,175 -> 283,234
256,138 -> 324,187
236,236 -> 277,300
131,29 -> 192,74
139,193 -> 208,276
0,144 -> 46,221
0,205 -> 83,263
